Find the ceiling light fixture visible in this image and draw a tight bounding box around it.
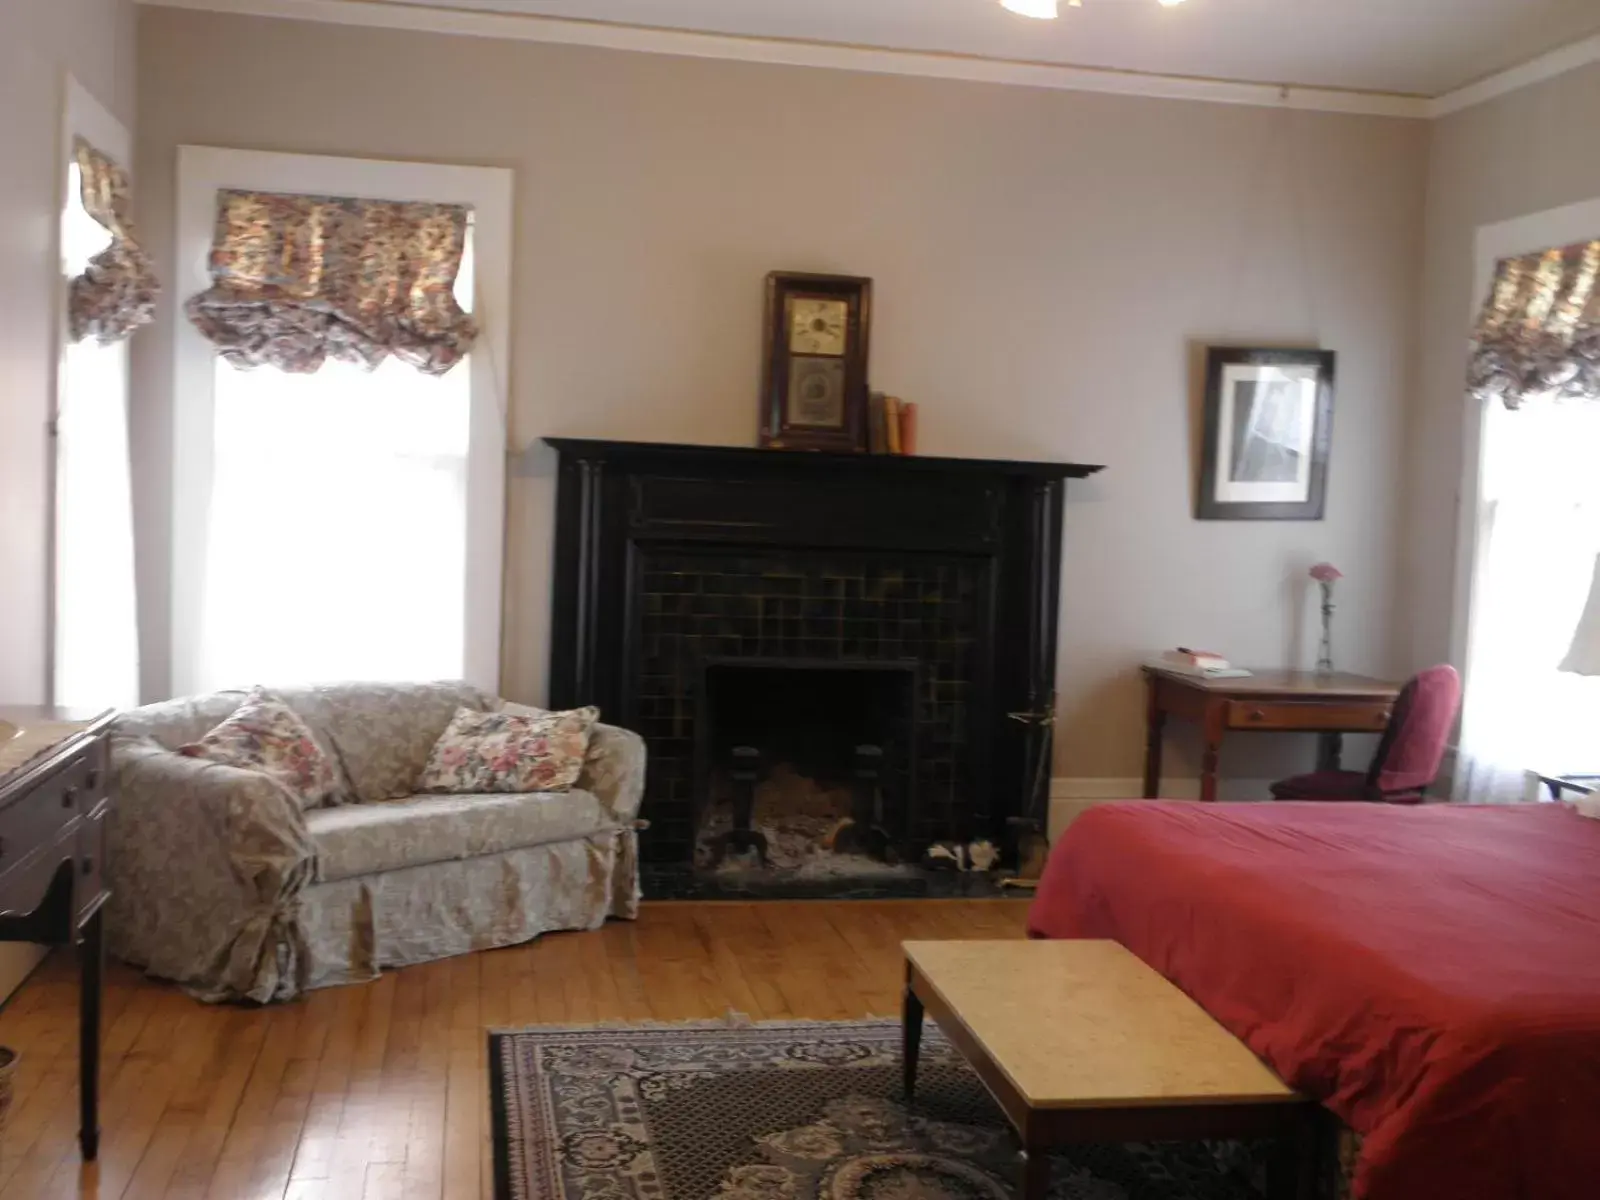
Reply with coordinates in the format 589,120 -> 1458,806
1001,0 -> 1187,17
1000,0 -> 1060,16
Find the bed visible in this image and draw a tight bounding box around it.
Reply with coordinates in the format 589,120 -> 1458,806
1026,800 -> 1600,1200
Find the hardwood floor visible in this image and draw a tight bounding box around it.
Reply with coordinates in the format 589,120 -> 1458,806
0,899 -> 1029,1199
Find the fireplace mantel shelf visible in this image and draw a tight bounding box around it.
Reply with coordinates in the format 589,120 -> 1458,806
543,437 -> 1104,482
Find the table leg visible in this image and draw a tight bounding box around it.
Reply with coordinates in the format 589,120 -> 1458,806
1264,1111 -> 1319,1200
1142,681 -> 1165,798
1199,701 -> 1224,804
79,905 -> 103,1161
901,967 -> 923,1103
1021,1146 -> 1052,1200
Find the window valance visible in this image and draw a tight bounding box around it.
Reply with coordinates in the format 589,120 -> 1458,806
1468,240 -> 1600,409
184,189 -> 478,376
68,138 -> 159,345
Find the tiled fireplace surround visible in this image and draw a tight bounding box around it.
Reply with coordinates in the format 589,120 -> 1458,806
544,439 -> 1100,878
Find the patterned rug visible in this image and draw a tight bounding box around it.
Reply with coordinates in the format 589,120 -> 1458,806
487,1017 -> 1269,1200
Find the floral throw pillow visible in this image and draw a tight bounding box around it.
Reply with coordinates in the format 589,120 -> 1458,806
178,686 -> 344,810
415,705 -> 599,795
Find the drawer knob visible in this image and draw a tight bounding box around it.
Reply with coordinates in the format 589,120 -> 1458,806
1248,709 -> 1266,722
82,857 -> 94,876
85,769 -> 99,789
62,787 -> 78,809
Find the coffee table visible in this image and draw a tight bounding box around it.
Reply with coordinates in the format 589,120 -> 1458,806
902,940 -> 1317,1200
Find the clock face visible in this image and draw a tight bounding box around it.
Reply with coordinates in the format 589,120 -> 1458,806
788,297 -> 849,357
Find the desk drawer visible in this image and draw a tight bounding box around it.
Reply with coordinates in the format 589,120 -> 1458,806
0,759 -> 88,875
1227,700 -> 1391,732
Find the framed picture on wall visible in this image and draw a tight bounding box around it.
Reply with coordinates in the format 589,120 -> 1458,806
1197,346 -> 1335,521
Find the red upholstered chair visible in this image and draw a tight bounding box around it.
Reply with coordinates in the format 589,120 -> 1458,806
1270,664 -> 1462,804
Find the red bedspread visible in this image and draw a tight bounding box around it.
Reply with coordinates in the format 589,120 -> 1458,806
1027,801 -> 1600,1200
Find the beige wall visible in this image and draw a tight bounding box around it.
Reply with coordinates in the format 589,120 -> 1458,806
0,0 -> 136,1002
134,8 -> 1429,783
1402,63 -> 1600,675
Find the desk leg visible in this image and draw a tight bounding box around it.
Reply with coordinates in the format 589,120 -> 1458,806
1142,680 -> 1165,798
1199,701 -> 1224,804
901,966 -> 923,1103
79,906 -> 102,1161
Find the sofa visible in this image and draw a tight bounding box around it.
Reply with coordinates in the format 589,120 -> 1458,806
107,682 -> 644,1003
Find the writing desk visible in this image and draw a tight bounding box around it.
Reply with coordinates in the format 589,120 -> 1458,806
0,707 -> 114,1159
1141,667 -> 1400,803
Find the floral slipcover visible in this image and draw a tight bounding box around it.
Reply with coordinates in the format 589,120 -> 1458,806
178,686 -> 344,810
108,682 -> 645,1002
416,705 -> 598,794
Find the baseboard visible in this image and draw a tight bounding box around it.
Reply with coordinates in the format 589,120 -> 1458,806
1046,777 -> 1279,840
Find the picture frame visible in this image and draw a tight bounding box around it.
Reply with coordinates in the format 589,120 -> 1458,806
759,272 -> 873,452
1197,346 -> 1335,521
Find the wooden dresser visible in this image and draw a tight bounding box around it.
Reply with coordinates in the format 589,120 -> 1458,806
0,707 -> 115,1159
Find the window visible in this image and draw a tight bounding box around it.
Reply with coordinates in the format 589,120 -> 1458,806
172,149 -> 512,696
1454,200 -> 1600,801
54,83 -> 140,711
1459,400 -> 1600,791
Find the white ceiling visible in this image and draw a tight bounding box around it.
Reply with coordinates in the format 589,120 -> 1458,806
372,0 -> 1600,97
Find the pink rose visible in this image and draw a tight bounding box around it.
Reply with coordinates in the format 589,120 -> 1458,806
1309,562 -> 1343,584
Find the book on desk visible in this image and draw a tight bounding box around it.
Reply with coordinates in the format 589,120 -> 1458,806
1148,648 -> 1254,680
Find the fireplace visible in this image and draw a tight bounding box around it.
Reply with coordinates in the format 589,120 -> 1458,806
543,438 -> 1102,896
696,658 -> 917,877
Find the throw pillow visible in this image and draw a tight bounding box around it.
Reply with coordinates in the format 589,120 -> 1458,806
178,686 -> 344,810
415,705 -> 599,794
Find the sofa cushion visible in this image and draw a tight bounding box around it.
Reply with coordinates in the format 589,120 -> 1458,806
304,789 -> 614,882
178,687 -> 344,810
415,705 -> 598,795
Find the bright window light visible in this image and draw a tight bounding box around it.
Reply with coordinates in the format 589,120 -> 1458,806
193,227 -> 476,690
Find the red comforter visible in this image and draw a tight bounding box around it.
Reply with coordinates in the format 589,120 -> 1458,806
1027,801 -> 1600,1200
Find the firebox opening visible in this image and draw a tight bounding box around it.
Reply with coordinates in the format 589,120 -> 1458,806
695,658 -> 918,877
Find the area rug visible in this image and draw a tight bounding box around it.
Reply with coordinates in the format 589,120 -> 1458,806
488,1017 -> 1270,1200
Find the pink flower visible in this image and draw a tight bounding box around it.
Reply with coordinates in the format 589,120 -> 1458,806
1309,562 -> 1343,584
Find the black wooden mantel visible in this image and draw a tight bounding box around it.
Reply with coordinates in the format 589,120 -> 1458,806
544,437 -> 1104,862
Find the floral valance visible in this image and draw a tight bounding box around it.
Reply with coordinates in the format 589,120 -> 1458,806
185,189 -> 478,376
69,138 -> 159,345
1468,240 -> 1600,409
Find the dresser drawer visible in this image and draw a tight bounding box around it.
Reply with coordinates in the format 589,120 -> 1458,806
0,756 -> 93,877
1227,700 -> 1391,732
75,802 -> 109,924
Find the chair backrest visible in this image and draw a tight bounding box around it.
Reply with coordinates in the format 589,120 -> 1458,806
1364,664 -> 1462,798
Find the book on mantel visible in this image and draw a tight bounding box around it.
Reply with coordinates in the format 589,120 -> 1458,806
1149,648 -> 1254,679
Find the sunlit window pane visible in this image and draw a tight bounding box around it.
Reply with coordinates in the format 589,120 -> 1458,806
196,350 -> 472,689
55,161 -> 139,710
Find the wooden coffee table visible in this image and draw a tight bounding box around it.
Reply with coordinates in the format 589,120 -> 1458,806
902,940 -> 1317,1200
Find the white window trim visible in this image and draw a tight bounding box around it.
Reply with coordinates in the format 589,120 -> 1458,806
1452,197 -> 1600,671
171,147 -> 513,697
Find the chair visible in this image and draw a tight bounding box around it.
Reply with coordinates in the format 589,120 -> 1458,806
1270,664 -> 1461,804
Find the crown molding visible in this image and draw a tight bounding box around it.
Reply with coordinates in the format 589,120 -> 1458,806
1429,31 -> 1600,118
136,0 -> 1600,119
137,0 -> 1430,118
